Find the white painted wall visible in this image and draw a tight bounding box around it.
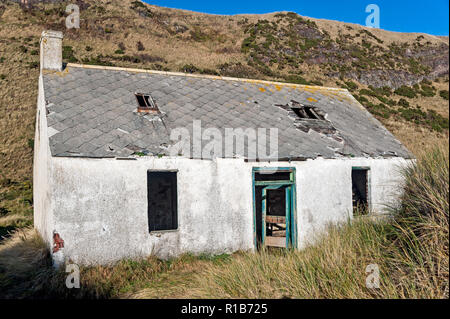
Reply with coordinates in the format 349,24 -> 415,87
33,75 -> 54,248
293,157 -> 409,247
35,153 -> 411,265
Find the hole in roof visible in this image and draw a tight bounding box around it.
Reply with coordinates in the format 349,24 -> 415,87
291,105 -> 324,120
135,93 -> 159,113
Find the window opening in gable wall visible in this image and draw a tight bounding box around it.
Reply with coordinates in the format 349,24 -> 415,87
352,167 -> 370,216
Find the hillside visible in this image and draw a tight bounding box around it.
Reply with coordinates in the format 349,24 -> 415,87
0,0 -> 449,237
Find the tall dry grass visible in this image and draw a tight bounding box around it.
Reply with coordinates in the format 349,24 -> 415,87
194,146 -> 449,299
388,145 -> 449,297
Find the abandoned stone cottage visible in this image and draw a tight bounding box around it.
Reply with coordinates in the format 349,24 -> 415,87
34,31 -> 413,265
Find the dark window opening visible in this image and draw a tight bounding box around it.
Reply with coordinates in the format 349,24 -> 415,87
254,171 -> 291,181
352,168 -> 369,216
135,93 -> 159,113
292,106 -> 324,120
147,171 -> 177,232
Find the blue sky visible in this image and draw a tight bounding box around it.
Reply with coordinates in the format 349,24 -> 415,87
143,0 -> 449,36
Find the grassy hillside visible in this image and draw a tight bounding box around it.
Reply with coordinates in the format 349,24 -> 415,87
0,0 -> 448,297
0,145 -> 447,298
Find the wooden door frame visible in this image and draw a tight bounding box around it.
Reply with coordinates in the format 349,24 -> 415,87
252,167 -> 298,249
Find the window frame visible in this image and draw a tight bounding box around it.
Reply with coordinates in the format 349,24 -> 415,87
135,92 -> 159,113
351,166 -> 372,216
147,169 -> 179,233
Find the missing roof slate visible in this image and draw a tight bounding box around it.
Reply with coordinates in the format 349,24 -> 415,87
292,105 -> 324,120
275,99 -> 342,140
288,100 -> 325,120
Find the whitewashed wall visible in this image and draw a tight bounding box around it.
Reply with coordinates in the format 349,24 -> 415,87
35,152 -> 411,265
33,75 -> 54,247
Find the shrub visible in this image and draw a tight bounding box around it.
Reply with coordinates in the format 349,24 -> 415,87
0,207 -> 10,216
355,95 -> 368,103
359,88 -> 377,97
345,81 -> 358,91
394,85 -> 417,98
180,64 -> 199,74
366,102 -> 392,119
177,64 -> 218,75
116,55 -> 141,63
439,90 -> 449,100
397,107 -> 449,132
310,80 -> 323,86
28,62 -> 39,69
419,84 -> 436,97
398,98 -> 410,107
218,62 -> 257,78
189,27 -> 209,42
130,0 -> 145,8
283,75 -> 310,85
427,110 -> 449,132
136,41 -> 145,51
241,36 -> 256,53
199,68 -> 219,76
369,85 -> 392,96
62,46 -> 78,63
81,55 -> 113,66
19,45 -> 27,53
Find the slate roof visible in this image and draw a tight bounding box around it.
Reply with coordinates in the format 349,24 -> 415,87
42,64 -> 412,160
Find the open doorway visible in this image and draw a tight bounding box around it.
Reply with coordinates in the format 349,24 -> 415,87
352,167 -> 370,216
253,168 -> 297,249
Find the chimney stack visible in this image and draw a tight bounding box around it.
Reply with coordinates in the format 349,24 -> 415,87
40,30 -> 63,72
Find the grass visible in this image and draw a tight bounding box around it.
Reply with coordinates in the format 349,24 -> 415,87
176,146 -> 449,299
0,146 -> 447,299
0,178 -> 33,241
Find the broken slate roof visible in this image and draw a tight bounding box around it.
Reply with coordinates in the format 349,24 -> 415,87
42,64 -> 412,160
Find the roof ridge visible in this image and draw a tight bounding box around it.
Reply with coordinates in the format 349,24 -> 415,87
66,63 -> 349,93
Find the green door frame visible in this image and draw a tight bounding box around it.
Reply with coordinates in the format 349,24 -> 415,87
252,167 -> 297,249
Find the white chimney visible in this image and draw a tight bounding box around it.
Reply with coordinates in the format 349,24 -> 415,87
40,30 -> 63,72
